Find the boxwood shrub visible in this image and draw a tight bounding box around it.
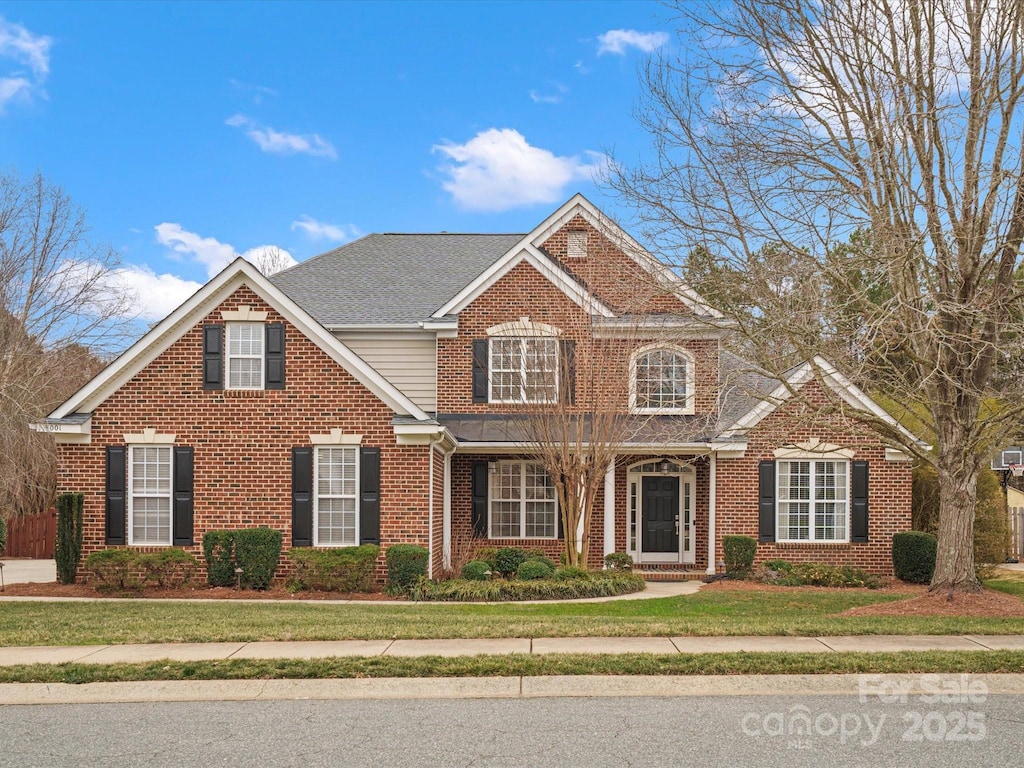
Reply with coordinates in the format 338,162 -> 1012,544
493,546 -> 529,577
517,559 -> 553,580
604,552 -> 634,571
461,559 -> 491,581
136,549 -> 198,588
892,531 -> 937,584
84,549 -> 143,591
289,544 -> 380,592
407,571 -> 645,602
386,544 -> 429,591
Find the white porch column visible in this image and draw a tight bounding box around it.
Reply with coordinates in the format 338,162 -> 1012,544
707,452 -> 717,575
603,456 -> 617,561
442,450 -> 452,570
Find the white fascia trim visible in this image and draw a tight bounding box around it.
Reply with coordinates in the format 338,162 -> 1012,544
50,258 -> 431,421
326,323 -> 424,331
394,424 -> 457,449
719,357 -> 927,448
433,245 -> 614,319
30,418 -> 92,436
527,194 -> 723,319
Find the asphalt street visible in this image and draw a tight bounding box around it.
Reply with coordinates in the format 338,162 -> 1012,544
2,692 -> 1022,768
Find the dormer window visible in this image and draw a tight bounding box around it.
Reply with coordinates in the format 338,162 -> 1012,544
630,345 -> 694,414
567,230 -> 587,258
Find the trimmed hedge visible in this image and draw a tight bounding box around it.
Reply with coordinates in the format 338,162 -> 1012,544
407,572 -> 646,602
289,545 -> 380,592
893,531 -> 937,584
203,528 -> 282,589
137,549 -> 198,588
233,528 -> 282,590
386,544 -> 429,591
203,531 -> 237,587
55,492 -> 84,585
758,559 -> 881,588
84,549 -> 198,591
723,535 -> 757,577
553,566 -> 591,581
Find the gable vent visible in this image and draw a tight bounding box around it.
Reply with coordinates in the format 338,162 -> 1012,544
567,230 -> 587,258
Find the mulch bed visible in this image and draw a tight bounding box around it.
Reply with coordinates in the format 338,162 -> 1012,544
0,582 -> 399,601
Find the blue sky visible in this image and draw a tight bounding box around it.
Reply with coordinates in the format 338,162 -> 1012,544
0,1 -> 671,322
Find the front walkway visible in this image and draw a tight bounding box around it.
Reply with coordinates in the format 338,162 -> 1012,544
4,634 -> 1024,668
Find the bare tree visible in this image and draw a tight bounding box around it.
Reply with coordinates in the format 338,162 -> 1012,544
250,245 -> 295,276
1,171 -> 130,519
611,0 -> 1024,593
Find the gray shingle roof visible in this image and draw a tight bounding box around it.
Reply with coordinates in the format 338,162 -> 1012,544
270,233 -> 524,325
716,350 -> 782,432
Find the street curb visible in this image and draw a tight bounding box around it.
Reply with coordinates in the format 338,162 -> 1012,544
4,673 -> 1024,706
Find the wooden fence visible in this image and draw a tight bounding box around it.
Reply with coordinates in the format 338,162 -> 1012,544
1009,506 -> 1024,562
1,509 -> 56,559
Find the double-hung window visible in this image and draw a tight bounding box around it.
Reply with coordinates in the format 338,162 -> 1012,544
315,446 -> 358,546
777,460 -> 849,542
227,323 -> 264,389
631,346 -> 693,413
490,460 -> 558,539
489,337 -> 559,403
128,445 -> 172,546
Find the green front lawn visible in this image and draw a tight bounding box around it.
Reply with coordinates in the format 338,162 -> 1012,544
3,581 -> 1024,646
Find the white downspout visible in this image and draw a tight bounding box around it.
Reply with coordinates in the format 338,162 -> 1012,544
427,437 -> 444,579
707,451 -> 717,575
603,457 -> 616,564
443,447 -> 452,570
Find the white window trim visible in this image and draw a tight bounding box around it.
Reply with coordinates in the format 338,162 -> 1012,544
629,344 -> 695,415
313,445 -> 360,547
127,444 -> 173,547
226,322 -> 265,390
488,336 -> 560,404
776,458 -> 850,543
488,460 -> 558,540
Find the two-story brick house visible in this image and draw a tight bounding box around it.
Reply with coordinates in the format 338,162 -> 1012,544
36,195 -> 913,578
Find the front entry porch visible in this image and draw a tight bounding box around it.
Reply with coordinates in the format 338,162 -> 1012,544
625,459 -> 697,567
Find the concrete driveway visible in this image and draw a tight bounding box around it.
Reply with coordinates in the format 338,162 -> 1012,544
0,559 -> 56,585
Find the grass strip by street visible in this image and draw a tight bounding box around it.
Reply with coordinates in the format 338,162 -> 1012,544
4,585 -> 1024,647
3,651 -> 1024,685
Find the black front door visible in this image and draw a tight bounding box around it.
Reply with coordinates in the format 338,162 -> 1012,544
642,476 -> 679,554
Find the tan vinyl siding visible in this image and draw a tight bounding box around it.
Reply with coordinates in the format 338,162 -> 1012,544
335,332 -> 437,412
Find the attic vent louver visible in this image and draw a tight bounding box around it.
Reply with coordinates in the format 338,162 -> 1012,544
567,230 -> 587,258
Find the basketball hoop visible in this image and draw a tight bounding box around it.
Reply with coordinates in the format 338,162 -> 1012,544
1010,464 -> 1024,479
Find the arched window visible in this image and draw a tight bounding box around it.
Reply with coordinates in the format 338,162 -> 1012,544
630,346 -> 694,413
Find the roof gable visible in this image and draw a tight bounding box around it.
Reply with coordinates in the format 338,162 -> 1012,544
48,259 -> 431,420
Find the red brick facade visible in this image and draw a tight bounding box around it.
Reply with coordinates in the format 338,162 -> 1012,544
51,201 -> 913,583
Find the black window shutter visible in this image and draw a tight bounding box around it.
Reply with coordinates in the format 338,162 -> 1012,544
265,323 -> 285,390
202,324 -> 223,390
172,446 -> 194,546
360,447 -> 381,545
291,447 -> 313,547
105,446 -> 127,545
851,460 -> 869,542
471,461 -> 489,537
472,339 -> 489,403
758,460 -> 776,542
560,339 -> 576,405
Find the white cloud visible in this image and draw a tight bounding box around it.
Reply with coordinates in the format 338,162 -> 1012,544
597,29 -> 668,56
155,223 -> 296,278
110,266 -> 204,322
433,128 -> 606,212
0,16 -> 52,112
291,215 -> 360,243
226,114 -> 337,159
228,78 -> 278,104
529,83 -> 568,105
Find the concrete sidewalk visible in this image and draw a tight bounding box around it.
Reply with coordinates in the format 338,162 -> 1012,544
4,633 -> 1024,667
